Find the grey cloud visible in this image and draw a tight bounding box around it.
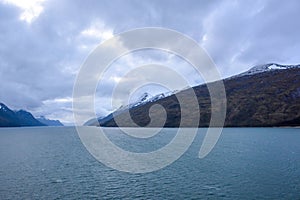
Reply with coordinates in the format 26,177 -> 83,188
0,0 -> 299,123
201,0 -> 300,76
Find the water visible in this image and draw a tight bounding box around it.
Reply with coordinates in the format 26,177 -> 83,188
0,127 -> 299,199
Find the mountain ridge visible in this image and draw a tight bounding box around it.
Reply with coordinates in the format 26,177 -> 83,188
88,63 -> 300,127
37,116 -> 64,126
0,103 -> 46,127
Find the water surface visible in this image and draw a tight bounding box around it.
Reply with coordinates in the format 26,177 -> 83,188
0,127 -> 299,199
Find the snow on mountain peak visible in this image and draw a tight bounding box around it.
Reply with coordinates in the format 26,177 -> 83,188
130,91 -> 177,107
115,90 -> 177,114
0,103 -> 7,111
268,64 -> 287,70
232,63 -> 300,79
136,92 -> 153,103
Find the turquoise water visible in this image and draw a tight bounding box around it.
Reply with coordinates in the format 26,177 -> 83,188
0,127 -> 299,199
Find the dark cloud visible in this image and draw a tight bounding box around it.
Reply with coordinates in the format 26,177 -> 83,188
0,0 -> 299,123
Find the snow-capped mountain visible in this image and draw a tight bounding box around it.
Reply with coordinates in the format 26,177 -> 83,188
232,63 -> 300,79
136,92 -> 153,103
85,91 -> 178,126
87,63 -> 300,127
0,103 -> 46,127
116,91 -> 176,112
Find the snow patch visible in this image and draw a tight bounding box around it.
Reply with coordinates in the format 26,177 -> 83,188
136,92 -> 153,103
230,63 -> 300,79
268,64 -> 286,70
0,104 -> 6,111
116,90 -> 177,113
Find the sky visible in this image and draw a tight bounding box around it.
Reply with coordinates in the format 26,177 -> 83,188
0,0 -> 299,124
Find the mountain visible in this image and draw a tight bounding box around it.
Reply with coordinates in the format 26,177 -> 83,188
136,92 -> 153,103
0,103 -> 46,127
15,110 -> 46,126
88,63 -> 300,127
37,116 -> 64,126
84,117 -> 100,126
0,103 -> 20,127
231,63 -> 300,79
115,92 -> 175,114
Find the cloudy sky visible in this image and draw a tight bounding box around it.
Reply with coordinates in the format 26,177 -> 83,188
0,0 -> 299,124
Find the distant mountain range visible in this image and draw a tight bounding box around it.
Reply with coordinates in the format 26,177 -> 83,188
88,63 -> 300,127
0,103 -> 63,127
36,116 -> 64,126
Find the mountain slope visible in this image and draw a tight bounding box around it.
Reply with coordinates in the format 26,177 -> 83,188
231,63 -> 300,79
91,64 -> 300,127
0,103 -> 20,127
0,103 -> 46,127
37,116 -> 64,126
